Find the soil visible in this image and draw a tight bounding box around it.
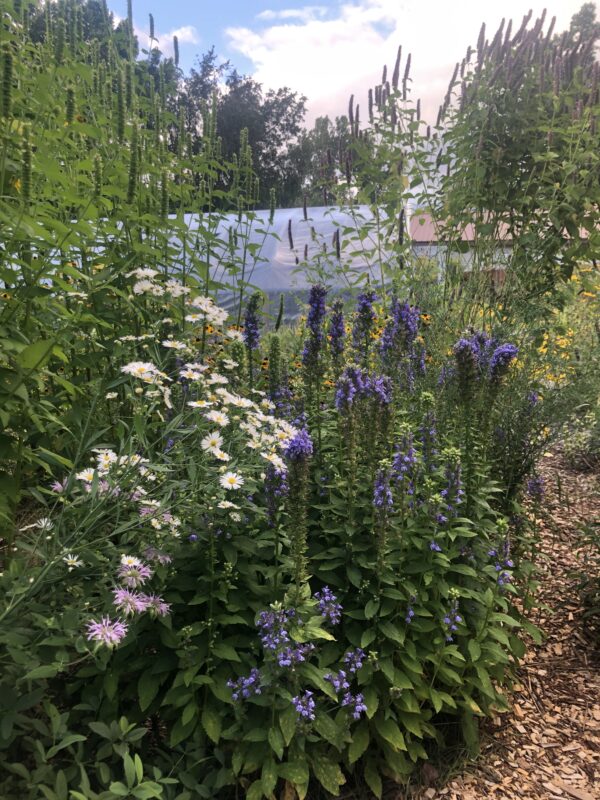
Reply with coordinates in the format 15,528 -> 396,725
403,450 -> 600,800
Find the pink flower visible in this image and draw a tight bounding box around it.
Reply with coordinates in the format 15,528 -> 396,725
85,617 -> 128,648
117,562 -> 153,588
50,478 -> 68,493
140,594 -> 171,617
143,547 -> 172,566
112,588 -> 150,615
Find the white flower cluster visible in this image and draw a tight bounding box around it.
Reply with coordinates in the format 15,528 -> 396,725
187,295 -> 228,327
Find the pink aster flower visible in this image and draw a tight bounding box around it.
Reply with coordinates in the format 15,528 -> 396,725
140,594 -> 171,617
143,547 -> 172,565
112,587 -> 150,615
85,616 -> 128,648
50,478 -> 68,493
117,562 -> 153,588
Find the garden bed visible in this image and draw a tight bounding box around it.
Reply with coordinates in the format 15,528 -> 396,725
404,451 -> 600,800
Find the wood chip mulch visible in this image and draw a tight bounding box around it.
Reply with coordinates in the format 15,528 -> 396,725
407,451 -> 600,800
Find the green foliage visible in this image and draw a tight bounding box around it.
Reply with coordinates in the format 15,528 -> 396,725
0,2 -> 598,799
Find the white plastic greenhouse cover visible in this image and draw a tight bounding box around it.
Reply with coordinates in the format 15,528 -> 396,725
181,205 -> 389,297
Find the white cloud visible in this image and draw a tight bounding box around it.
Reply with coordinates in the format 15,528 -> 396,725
135,23 -> 200,58
257,7 -> 327,22
227,0 -> 595,125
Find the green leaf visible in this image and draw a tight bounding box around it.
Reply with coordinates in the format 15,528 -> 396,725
460,709 -> 480,757
211,643 -> 241,662
374,717 -> 406,751
363,760 -> 382,799
24,664 -> 59,680
246,780 -> 264,800
201,707 -> 221,744
261,758 -> 278,796
378,620 -> 405,645
268,726 -> 284,760
362,685 -> 379,719
364,599 -> 380,619
278,760 -> 309,786
348,720 -> 370,764
467,640 -> 481,662
46,734 -> 86,759
314,713 -> 342,748
123,754 -> 136,789
17,339 -> 54,371
311,752 -> 345,795
279,705 -> 297,747
138,672 -> 160,712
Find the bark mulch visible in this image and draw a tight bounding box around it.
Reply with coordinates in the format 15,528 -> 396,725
406,451 -> 600,800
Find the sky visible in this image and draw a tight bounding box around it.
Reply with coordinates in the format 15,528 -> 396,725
109,0 -> 599,125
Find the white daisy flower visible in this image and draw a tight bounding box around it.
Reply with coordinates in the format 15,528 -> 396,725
201,432 -> 224,451
133,280 -> 164,296
105,391 -> 118,399
261,452 -> 286,471
76,468 -> 96,483
187,400 -> 213,409
207,373 -> 228,385
120,555 -> 142,567
229,512 -> 242,522
63,553 -> 84,571
219,472 -> 244,490
162,340 -> 187,350
165,279 -> 190,297
217,500 -> 239,509
226,328 -> 244,342
205,410 -> 229,427
222,359 -> 238,370
211,448 -> 231,462
185,362 -> 209,372
180,369 -> 204,380
126,267 -> 158,279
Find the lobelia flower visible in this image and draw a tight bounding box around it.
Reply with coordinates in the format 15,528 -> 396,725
85,617 -> 128,648
342,691 -> 368,720
526,475 -> 544,502
314,586 -> 342,625
292,690 -> 316,721
324,670 -> 350,693
442,598 -> 462,642
453,337 -> 479,399
352,289 -> 378,350
343,648 -> 366,673
328,299 -> 345,361
256,608 -> 295,651
405,595 -> 416,624
243,292 -> 262,351
373,467 -> 394,511
284,429 -> 313,461
302,284 -> 328,370
277,642 -> 315,667
489,343 -> 518,382
227,668 -> 262,702
429,540 -> 442,552
392,433 -> 417,483
265,465 -> 289,527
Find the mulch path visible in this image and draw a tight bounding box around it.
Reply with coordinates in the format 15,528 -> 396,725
406,451 -> 600,800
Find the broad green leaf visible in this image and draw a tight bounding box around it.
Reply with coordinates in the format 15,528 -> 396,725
348,720 -> 369,764
201,707 -> 221,743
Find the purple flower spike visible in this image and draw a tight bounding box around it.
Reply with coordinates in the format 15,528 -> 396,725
315,586 -> 343,625
284,429 -> 313,461
292,690 -> 316,721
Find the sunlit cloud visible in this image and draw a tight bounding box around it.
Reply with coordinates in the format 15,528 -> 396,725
227,0 -> 592,125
